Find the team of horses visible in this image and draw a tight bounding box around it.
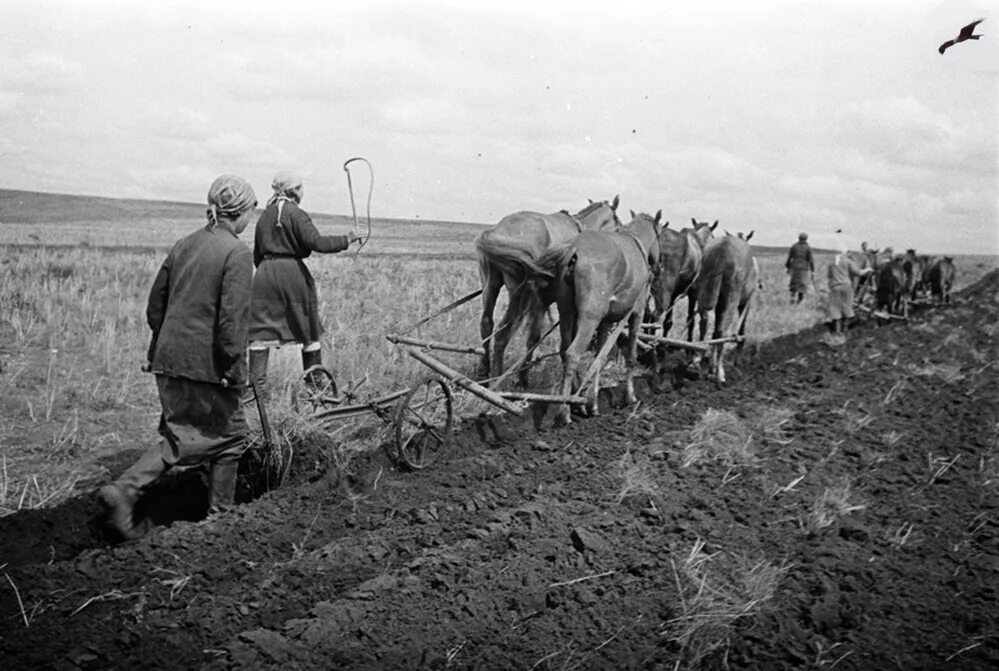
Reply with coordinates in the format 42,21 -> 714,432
475,198 -> 759,425
849,247 -> 955,317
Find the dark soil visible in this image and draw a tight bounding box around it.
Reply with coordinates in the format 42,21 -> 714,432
2,273 -> 998,670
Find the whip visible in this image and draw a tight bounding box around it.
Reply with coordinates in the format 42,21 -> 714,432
343,157 -> 373,259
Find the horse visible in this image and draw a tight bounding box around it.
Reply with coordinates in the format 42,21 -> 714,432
662,219 -> 718,342
688,234 -> 758,383
926,256 -> 955,303
902,249 -> 927,301
534,210 -> 662,425
876,257 -> 908,316
474,196 -> 621,385
647,218 -> 713,337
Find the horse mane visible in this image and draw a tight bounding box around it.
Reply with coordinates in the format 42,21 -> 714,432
574,200 -> 606,218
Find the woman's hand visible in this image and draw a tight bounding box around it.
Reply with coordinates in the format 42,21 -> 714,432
347,230 -> 362,244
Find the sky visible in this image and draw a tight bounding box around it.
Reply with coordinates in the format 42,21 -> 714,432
1,0 -> 996,254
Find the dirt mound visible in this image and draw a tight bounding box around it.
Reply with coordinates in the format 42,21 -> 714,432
1,274 -> 997,669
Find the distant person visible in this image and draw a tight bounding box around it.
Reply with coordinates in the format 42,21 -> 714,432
825,240 -> 874,340
785,232 -> 814,304
248,171 -> 361,399
100,175 -> 258,540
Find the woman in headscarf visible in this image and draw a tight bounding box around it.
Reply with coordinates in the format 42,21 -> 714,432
247,171 -> 360,399
825,239 -> 874,338
99,175 -> 258,540
785,232 -> 814,304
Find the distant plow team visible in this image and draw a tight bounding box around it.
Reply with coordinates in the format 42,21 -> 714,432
475,198 -> 960,425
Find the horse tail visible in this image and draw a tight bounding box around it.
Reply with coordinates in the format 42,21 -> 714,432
475,231 -> 552,284
533,243 -> 577,310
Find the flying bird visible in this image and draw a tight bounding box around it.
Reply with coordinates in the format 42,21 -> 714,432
938,18 -> 985,54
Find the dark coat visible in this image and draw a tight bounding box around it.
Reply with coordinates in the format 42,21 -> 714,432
249,200 -> 350,344
147,225 -> 253,387
786,241 -> 814,271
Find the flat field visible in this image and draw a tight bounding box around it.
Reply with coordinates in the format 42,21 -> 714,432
1,190 -> 997,669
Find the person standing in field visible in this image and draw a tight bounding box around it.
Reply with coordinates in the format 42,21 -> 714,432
785,232 -> 815,304
99,175 -> 258,540
247,171 -> 361,399
825,240 -> 874,340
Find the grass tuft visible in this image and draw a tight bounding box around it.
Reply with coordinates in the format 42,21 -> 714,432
682,409 -> 754,468
663,538 -> 790,668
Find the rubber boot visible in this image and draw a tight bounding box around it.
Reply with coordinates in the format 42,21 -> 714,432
302,348 -> 324,390
208,459 -> 239,512
99,445 -> 169,541
248,348 -> 270,402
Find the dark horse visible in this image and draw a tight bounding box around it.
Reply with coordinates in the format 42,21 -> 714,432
474,196 -> 621,385
876,257 -> 908,317
534,211 -> 662,425
688,235 -> 758,383
650,218 -> 717,338
926,256 -> 955,303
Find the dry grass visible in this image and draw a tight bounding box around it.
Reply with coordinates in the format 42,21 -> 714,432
682,409 -> 754,468
663,538 -> 790,668
805,479 -> 866,533
743,404 -> 795,445
614,449 -> 660,505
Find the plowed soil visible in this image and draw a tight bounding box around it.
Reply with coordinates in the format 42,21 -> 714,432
2,273 -> 998,670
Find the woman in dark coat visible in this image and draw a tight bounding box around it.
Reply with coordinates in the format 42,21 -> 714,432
786,232 -> 814,304
247,171 -> 360,398
99,175 -> 258,540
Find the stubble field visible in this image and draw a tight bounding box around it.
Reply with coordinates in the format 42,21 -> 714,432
1,189 -> 997,669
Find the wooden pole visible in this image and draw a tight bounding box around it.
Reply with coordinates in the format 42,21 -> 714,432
386,334 -> 484,356
499,391 -> 588,405
406,348 -> 523,415
638,333 -> 708,353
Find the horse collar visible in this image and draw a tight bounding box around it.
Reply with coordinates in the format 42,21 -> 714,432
562,210 -> 584,232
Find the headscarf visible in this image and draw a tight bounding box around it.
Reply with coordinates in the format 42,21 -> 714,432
798,232 -> 808,242
834,239 -> 848,264
206,175 -> 257,227
268,170 -> 304,205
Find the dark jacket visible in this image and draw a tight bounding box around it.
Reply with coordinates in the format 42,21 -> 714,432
248,199 -> 350,343
253,199 -> 349,267
786,241 -> 814,272
147,225 -> 253,386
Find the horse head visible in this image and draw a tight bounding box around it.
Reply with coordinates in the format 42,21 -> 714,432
578,195 -> 621,231
685,218 -> 717,250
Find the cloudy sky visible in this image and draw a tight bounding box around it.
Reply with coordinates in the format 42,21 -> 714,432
1,0 -> 996,253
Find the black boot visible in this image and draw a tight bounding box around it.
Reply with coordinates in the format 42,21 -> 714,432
302,348 -> 326,390
99,444 -> 170,541
248,348 -> 270,401
208,460 -> 239,512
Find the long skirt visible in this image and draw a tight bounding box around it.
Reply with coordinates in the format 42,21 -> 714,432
249,258 -> 324,344
156,375 -> 247,467
789,268 -> 811,294
826,284 -> 855,320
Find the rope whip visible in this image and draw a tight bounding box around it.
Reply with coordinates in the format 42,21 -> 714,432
343,157 -> 373,260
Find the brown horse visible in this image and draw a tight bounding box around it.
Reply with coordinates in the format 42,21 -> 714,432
876,257 -> 908,316
926,256 -> 955,303
535,210 -> 662,425
649,218 -> 716,339
689,235 -> 758,383
474,196 -> 621,384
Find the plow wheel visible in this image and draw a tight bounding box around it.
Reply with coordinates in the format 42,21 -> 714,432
393,377 -> 454,469
291,366 -> 340,412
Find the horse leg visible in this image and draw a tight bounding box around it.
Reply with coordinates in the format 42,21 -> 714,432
519,300 -> 544,389
492,282 -> 523,382
587,319 -> 614,417
624,307 -> 644,406
552,301 -> 578,427
478,266 -> 502,378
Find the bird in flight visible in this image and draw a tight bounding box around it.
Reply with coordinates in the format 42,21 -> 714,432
939,18 -> 985,54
